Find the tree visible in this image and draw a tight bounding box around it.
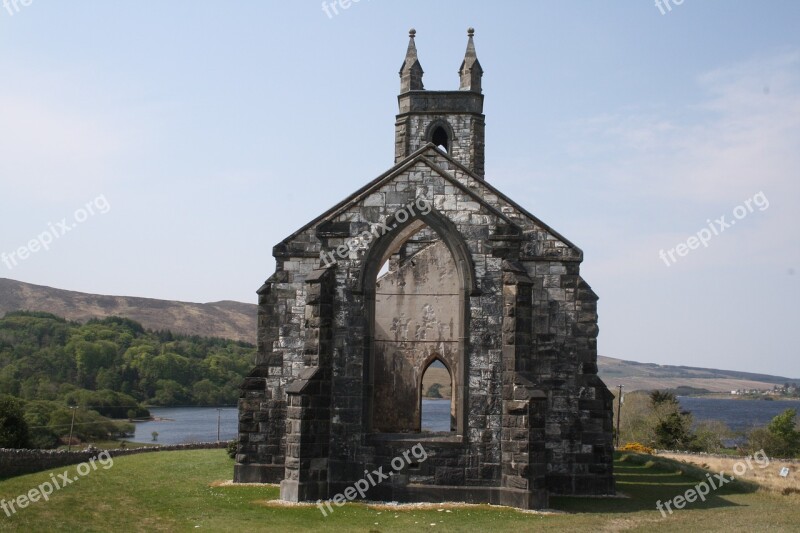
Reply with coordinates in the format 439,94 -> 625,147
613,390 -> 701,450
152,379 -> 190,406
0,395 -> 30,448
645,390 -> 695,450
23,400 -> 60,449
649,390 -> 679,406
762,409 -> 800,457
613,391 -> 655,445
747,409 -> 800,458
72,340 -> 118,388
653,410 -> 696,450
693,420 -> 732,453
425,383 -> 443,399
47,404 -> 133,442
748,427 -> 780,456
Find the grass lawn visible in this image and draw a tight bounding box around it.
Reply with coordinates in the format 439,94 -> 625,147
0,450 -> 798,532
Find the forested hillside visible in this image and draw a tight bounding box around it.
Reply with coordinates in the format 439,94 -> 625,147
0,312 -> 255,408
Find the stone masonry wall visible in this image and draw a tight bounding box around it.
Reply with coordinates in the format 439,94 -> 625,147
237,144 -> 614,505
1,442 -> 226,479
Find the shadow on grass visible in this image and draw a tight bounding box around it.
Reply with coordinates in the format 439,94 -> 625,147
550,452 -> 760,514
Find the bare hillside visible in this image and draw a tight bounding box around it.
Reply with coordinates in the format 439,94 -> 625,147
0,278 -> 257,343
598,355 -> 798,392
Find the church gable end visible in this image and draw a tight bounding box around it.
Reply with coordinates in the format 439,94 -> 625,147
234,28 -> 615,510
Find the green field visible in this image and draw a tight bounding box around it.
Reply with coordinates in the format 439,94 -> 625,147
0,450 -> 798,532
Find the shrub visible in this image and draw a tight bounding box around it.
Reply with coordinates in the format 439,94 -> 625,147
226,440 -> 238,459
619,442 -> 655,454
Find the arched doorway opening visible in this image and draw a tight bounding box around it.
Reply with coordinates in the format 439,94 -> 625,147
364,214 -> 470,435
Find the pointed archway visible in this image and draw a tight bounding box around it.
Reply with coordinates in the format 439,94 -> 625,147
360,208 -> 474,436
420,355 -> 455,432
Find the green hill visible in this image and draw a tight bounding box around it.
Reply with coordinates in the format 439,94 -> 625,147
0,311 -> 255,407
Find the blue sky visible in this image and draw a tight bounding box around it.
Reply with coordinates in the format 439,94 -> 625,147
1,1 -> 798,376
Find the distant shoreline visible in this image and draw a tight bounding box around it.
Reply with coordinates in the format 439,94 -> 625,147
680,394 -> 800,402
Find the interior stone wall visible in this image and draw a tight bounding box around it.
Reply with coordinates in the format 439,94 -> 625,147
373,239 -> 461,432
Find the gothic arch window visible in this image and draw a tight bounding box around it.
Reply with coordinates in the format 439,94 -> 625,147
431,126 -> 449,152
362,211 -> 473,436
420,356 -> 456,433
426,120 -> 454,154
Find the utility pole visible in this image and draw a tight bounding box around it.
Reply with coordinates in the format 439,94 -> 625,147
217,408 -> 222,443
67,406 -> 78,452
615,385 -> 624,448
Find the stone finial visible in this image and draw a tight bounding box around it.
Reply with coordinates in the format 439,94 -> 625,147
400,27 -> 424,93
459,26 -> 483,93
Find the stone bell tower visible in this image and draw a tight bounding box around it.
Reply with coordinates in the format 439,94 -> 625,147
394,28 -> 486,178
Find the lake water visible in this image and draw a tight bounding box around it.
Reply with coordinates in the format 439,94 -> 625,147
132,397 -> 796,444
133,399 -> 450,444
131,407 -> 239,444
421,399 -> 452,432
677,396 -> 799,432
131,400 -> 452,444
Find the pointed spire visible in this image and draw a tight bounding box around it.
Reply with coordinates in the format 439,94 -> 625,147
459,27 -> 483,93
399,28 -> 424,93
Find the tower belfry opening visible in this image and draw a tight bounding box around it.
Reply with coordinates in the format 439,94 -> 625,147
431,126 -> 449,153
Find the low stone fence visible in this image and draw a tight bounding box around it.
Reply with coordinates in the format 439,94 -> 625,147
0,442 -> 228,478
656,449 -> 800,463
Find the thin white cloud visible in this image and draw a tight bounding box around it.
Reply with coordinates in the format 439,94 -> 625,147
566,50 -> 800,202
562,50 -> 800,277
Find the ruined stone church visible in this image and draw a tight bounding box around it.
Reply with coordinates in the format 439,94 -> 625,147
235,28 -> 614,509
